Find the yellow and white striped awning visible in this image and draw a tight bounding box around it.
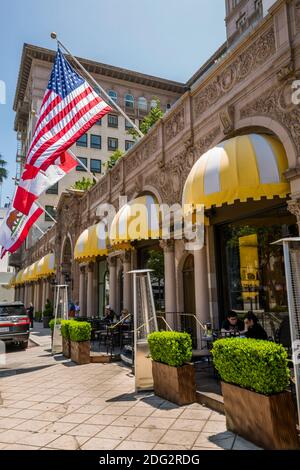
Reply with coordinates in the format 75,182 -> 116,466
183,134 -> 290,210
36,254 -> 56,279
110,195 -> 160,246
22,262 -> 38,283
15,269 -> 25,285
74,222 -> 109,262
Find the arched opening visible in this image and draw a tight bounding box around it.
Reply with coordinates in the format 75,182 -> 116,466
182,254 -> 197,347
61,237 -> 72,289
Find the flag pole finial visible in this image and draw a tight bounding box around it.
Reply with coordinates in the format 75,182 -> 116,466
50,32 -> 57,40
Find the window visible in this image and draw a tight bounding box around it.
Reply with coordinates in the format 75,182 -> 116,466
108,137 -> 118,151
90,159 -> 102,174
95,119 -> 102,126
45,205 -> 56,222
76,133 -> 88,147
125,94 -> 134,109
125,119 -> 134,130
76,157 -> 88,171
125,140 -> 134,151
108,114 -> 118,128
138,97 -> 148,112
46,182 -> 58,195
108,90 -> 118,103
150,99 -> 158,109
90,134 -> 101,149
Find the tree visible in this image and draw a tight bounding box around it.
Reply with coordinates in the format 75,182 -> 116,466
127,98 -> 164,141
104,149 -> 124,172
0,156 -> 7,184
0,156 -> 7,207
71,177 -> 95,191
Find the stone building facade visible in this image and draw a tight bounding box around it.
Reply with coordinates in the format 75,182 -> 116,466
12,0 -> 300,346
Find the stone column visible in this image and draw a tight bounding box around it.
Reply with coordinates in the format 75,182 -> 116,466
86,262 -> 94,317
41,280 -> 46,313
194,244 -> 210,347
79,266 -> 86,317
108,257 -> 117,312
122,251 -> 132,313
160,240 -> 177,329
288,198 -> 300,234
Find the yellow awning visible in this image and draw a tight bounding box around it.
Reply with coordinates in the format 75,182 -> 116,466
183,134 -> 290,210
110,195 -> 160,246
22,262 -> 38,283
15,269 -> 25,285
74,222 -> 109,262
36,254 -> 56,279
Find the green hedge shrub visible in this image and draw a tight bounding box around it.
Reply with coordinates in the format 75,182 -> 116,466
148,331 -> 192,367
61,320 -> 73,339
69,321 -> 91,342
49,318 -> 61,332
34,311 -> 42,321
211,338 -> 290,395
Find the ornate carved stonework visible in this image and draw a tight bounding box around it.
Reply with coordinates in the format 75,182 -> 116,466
240,79 -> 300,156
288,198 -> 300,228
120,250 -> 131,264
125,132 -> 158,175
219,105 -> 235,135
295,0 -> 300,32
165,107 -> 185,143
90,180 -> 109,205
159,239 -> 175,252
145,127 -> 220,204
277,61 -> 295,82
111,167 -> 121,187
193,27 -> 275,119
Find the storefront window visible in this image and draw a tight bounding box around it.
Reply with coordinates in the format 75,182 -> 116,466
217,206 -> 297,331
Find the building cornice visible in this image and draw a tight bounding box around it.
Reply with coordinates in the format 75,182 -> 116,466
13,43 -> 186,114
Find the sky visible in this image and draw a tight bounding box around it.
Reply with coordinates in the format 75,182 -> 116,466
0,0 -> 226,206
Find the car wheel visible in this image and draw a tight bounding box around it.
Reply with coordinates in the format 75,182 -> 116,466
19,341 -> 28,349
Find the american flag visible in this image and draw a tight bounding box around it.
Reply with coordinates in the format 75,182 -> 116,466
22,47 -> 112,173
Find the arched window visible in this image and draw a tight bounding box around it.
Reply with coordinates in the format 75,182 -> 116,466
108,90 -> 117,103
125,94 -> 134,109
138,97 -> 147,112
150,99 -> 158,109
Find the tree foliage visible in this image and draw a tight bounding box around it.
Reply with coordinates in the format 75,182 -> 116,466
127,98 -> 164,141
0,156 -> 7,183
71,177 -> 95,191
104,149 -> 124,172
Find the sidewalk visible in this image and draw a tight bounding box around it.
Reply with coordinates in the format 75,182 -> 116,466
29,322 -> 51,349
0,327 -> 261,450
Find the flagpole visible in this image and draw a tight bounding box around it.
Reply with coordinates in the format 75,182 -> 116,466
35,201 -> 57,224
67,149 -> 99,183
50,33 -> 144,139
33,223 -> 46,236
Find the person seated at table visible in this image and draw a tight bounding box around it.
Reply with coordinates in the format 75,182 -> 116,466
120,309 -> 131,324
103,305 -> 115,324
244,311 -> 268,340
221,311 -> 245,335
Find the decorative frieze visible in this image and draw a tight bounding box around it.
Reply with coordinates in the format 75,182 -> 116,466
165,107 -> 185,143
240,79 -> 300,156
193,27 -> 275,119
125,132 -> 159,175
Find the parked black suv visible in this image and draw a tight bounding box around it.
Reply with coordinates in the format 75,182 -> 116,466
0,302 -> 30,349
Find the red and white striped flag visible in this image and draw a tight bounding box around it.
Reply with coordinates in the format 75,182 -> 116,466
12,47 -> 111,216
13,152 -> 77,215
0,203 -> 43,258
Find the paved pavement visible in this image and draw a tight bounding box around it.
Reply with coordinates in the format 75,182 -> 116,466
0,327 -> 261,451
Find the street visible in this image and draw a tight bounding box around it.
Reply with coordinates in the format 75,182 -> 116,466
0,327 -> 259,450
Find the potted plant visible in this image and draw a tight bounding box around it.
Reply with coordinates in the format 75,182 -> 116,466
69,321 -> 91,365
212,338 -> 299,450
61,320 -> 72,358
147,331 -> 196,405
43,300 -> 53,328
